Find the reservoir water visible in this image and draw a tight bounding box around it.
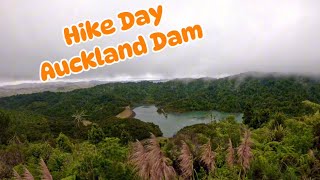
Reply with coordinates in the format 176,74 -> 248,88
133,105 -> 243,137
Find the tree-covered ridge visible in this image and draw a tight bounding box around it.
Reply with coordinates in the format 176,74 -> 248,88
0,90 -> 127,121
1,72 -> 320,119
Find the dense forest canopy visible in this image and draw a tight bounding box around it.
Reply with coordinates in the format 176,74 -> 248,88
0,72 -> 320,179
1,72 -> 320,119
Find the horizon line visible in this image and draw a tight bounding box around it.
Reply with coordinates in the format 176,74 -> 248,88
0,74 -> 231,87
2,71 -> 320,87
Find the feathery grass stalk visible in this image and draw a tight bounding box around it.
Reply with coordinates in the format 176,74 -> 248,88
147,134 -> 176,180
13,169 -> 22,180
308,149 -> 315,159
40,158 -> 53,180
129,140 -> 150,179
150,156 -> 176,180
178,141 -> 194,179
226,138 -> 235,168
145,134 -> 162,165
130,134 -> 176,180
237,130 -> 253,172
22,167 -> 34,180
200,140 -> 216,173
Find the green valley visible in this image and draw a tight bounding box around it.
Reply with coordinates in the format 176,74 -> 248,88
0,72 -> 320,179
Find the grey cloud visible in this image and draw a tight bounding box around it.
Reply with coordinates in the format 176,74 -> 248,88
0,0 -> 319,83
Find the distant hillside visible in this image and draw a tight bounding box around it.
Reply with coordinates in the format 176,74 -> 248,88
0,72 -> 319,120
0,79 -> 168,97
0,81 -> 108,97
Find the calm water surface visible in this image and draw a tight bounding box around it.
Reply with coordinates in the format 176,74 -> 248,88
133,105 -> 243,137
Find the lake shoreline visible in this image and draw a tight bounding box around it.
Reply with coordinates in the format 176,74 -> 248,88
116,106 -> 136,119
133,103 -> 243,115
133,105 -> 243,137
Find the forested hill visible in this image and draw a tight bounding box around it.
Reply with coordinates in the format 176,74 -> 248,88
0,72 -> 320,120
1,72 -> 320,179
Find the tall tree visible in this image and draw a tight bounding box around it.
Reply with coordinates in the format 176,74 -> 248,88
243,104 -> 253,126
0,110 -> 11,144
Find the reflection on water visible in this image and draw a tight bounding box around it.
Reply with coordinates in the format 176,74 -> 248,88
133,105 -> 243,137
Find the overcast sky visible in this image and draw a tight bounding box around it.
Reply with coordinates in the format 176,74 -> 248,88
0,0 -> 319,84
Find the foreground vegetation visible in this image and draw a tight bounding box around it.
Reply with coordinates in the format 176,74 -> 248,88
0,73 -> 320,179
1,101 -> 319,179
